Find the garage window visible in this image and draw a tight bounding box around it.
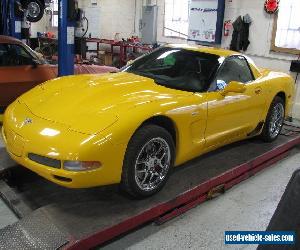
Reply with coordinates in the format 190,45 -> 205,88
164,0 -> 189,39
271,0 -> 300,54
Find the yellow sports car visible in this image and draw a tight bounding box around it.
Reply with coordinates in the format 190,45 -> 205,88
2,45 -> 295,198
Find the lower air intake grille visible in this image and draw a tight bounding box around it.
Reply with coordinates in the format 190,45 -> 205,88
28,153 -> 61,169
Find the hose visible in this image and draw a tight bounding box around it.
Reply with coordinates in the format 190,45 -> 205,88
81,16 -> 89,38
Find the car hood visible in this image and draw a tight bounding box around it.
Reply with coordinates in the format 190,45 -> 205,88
18,72 -> 191,134
47,64 -> 118,75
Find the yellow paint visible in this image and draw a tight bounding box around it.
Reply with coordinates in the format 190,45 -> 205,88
1,46 -> 295,188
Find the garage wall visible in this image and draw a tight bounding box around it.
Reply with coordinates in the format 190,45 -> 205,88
31,0 -> 139,39
30,13 -> 56,37
79,0 -> 139,39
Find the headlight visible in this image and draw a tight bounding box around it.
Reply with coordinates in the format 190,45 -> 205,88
63,161 -> 101,171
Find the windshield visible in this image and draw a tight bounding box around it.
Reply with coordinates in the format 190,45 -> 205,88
122,47 -> 220,92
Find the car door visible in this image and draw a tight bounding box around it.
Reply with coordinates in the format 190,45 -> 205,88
204,55 -> 266,148
0,43 -> 56,111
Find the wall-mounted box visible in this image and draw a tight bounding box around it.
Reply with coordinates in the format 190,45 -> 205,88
188,0 -> 225,44
141,5 -> 158,44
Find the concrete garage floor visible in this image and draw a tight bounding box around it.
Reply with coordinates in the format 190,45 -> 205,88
103,149 -> 300,250
0,135 -> 299,249
0,200 -> 18,229
0,138 -> 18,229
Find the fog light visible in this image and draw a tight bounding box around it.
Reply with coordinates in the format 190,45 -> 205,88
63,161 -> 101,171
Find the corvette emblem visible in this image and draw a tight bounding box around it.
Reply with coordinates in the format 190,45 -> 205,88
23,118 -> 32,125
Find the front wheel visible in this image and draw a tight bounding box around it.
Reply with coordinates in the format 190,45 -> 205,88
261,96 -> 285,142
121,125 -> 175,198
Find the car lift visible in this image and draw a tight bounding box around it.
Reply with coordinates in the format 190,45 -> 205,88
0,128 -> 299,249
0,0 -> 22,39
57,0 -> 75,76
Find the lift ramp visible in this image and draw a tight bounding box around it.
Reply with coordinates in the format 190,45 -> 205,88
0,131 -> 299,249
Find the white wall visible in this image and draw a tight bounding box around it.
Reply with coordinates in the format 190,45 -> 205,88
30,0 -> 139,57
30,11 -> 56,37
79,0 -> 139,39
31,0 -> 138,39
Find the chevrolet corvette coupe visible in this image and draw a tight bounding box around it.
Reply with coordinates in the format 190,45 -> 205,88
2,45 -> 295,198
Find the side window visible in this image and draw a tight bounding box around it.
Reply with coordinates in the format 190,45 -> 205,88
0,44 -> 9,66
209,56 -> 254,91
3,44 -> 33,66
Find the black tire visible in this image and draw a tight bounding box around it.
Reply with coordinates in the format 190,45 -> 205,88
121,125 -> 175,199
23,0 -> 44,22
261,96 -> 285,142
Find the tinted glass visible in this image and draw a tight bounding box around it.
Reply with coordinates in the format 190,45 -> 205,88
0,44 -> 9,66
209,56 -> 254,91
123,47 -> 220,92
0,44 -> 34,66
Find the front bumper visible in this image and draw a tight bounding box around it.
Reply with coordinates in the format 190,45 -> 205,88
1,123 -> 125,189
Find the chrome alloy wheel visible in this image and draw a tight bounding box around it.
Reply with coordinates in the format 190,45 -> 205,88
27,2 -> 41,19
269,102 -> 284,139
135,138 -> 171,192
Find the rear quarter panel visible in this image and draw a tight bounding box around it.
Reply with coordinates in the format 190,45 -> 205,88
258,68 -> 295,119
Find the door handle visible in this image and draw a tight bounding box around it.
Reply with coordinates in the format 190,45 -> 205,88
254,87 -> 262,95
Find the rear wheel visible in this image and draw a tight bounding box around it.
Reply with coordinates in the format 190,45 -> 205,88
121,125 -> 175,198
261,96 -> 285,142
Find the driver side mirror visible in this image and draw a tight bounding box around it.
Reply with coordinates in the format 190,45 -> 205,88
221,81 -> 246,96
